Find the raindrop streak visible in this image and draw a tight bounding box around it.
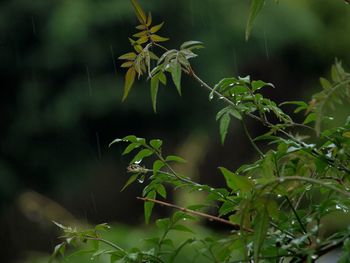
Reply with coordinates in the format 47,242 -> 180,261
263,29 -> 269,60
110,45 -> 118,76
95,132 -> 102,160
31,16 -> 36,36
86,65 -> 92,96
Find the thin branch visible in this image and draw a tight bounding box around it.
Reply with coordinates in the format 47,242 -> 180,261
241,118 -> 265,158
137,197 -> 253,232
284,196 -> 312,245
85,236 -> 126,253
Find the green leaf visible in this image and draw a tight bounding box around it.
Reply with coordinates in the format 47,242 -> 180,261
150,22 -> 164,33
159,72 -> 167,85
165,155 -> 187,163
131,0 -> 147,24
144,191 -> 156,224
124,135 -> 144,143
173,211 -> 195,222
95,223 -> 110,231
151,75 -> 160,112
170,60 -> 182,95
171,224 -> 194,233
251,80 -> 274,91
150,139 -> 162,149
303,113 -> 317,124
216,107 -> 229,121
156,184 -> 167,198
219,167 -> 253,193
319,77 -> 332,90
228,108 -> 242,120
122,142 -> 141,155
156,218 -> 171,229
122,67 -> 136,101
246,0 -> 265,40
253,208 -> 269,263
153,160 -> 165,176
121,173 -> 139,191
219,113 -> 230,145
130,149 -> 154,164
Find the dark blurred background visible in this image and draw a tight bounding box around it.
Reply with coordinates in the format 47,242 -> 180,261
0,0 -> 349,262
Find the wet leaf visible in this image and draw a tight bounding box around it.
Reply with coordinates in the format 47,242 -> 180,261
246,0 -> 265,40
219,167 -> 253,193
130,149 -> 154,164
219,113 -> 230,144
150,139 -> 162,149
144,191 -> 156,224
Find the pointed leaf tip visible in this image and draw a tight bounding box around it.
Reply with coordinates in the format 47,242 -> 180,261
122,67 -> 136,101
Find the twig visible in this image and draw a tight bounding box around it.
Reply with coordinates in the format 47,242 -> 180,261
137,197 -> 253,232
241,118 -> 265,158
284,196 -> 312,245
85,236 -> 126,252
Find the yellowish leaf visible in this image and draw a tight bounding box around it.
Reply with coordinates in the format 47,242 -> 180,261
136,36 -> 148,45
121,61 -> 134,68
150,22 -> 164,34
131,0 -> 147,24
136,24 -> 146,30
150,34 -> 169,42
133,44 -> 143,53
122,67 -> 136,101
133,31 -> 148,38
118,52 -> 137,60
343,131 -> 350,138
147,12 -> 152,26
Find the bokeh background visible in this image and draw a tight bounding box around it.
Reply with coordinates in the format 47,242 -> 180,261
0,0 -> 349,262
